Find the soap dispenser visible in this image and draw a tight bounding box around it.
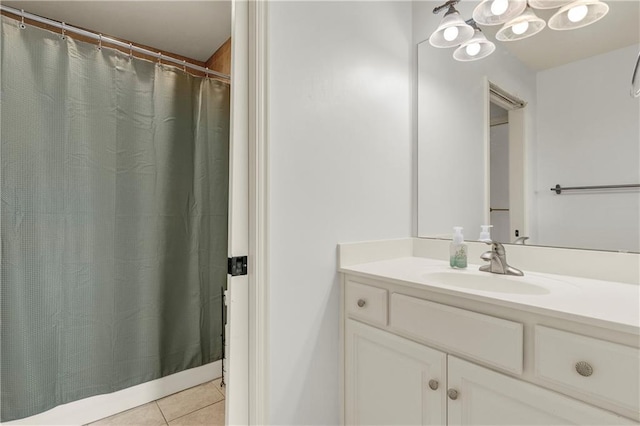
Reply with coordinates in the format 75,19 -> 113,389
450,227 -> 467,269
479,225 -> 493,243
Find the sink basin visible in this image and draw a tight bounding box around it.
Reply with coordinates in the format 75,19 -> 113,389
423,271 -> 552,295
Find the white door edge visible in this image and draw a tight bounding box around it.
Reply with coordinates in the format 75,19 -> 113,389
227,0 -> 250,424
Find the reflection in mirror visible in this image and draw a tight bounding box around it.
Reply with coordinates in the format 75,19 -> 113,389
490,102 -> 511,243
417,0 -> 640,252
488,83 -> 528,244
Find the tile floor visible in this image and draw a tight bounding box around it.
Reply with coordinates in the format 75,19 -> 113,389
88,378 -> 225,426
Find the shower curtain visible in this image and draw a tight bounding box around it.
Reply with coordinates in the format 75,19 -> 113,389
0,17 -> 230,422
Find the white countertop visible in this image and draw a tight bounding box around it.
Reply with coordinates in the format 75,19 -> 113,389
340,257 -> 640,335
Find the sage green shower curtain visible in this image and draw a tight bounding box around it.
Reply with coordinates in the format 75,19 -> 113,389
0,17 -> 230,422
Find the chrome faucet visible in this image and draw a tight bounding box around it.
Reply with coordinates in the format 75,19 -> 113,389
514,236 -> 530,245
479,241 -> 524,276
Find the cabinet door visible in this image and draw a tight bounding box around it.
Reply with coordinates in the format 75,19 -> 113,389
345,320 -> 446,425
447,356 -> 635,425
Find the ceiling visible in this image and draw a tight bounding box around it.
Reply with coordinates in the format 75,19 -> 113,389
1,1 -> 231,62
456,0 -> 639,70
4,1 -> 638,70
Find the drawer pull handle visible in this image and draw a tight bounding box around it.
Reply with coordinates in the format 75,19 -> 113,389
575,361 -> 593,377
447,389 -> 459,400
357,299 -> 366,308
428,379 -> 439,390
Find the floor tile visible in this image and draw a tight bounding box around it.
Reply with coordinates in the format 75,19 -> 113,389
157,381 -> 224,422
89,402 -> 166,426
211,378 -> 226,397
168,401 -> 225,426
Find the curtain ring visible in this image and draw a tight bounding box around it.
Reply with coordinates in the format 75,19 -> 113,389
205,67 -> 209,78
19,10 -> 26,29
61,22 -> 66,40
97,34 -> 102,51
129,43 -> 133,60
183,60 -> 187,73
158,52 -> 162,67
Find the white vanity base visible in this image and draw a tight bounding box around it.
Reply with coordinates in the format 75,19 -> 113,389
339,238 -> 640,425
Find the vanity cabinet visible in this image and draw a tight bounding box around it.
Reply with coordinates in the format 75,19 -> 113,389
447,356 -> 634,425
342,276 -> 638,425
345,320 -> 446,425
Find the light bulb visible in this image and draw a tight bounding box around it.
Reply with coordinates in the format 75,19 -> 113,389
465,43 -> 481,56
491,0 -> 509,16
443,26 -> 459,41
567,4 -> 588,22
512,21 -> 529,34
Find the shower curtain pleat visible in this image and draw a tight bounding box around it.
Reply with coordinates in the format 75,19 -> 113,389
0,16 -> 230,422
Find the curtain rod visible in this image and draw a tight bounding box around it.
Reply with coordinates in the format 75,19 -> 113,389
0,5 -> 230,80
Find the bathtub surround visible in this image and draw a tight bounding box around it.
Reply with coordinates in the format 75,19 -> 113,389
0,17 -> 230,421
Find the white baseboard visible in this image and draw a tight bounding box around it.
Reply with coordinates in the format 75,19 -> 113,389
4,361 -> 222,426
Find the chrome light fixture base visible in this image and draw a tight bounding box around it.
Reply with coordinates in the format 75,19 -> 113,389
548,0 -> 609,30
429,2 -> 475,48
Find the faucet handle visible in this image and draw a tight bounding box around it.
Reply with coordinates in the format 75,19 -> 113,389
483,240 -> 505,255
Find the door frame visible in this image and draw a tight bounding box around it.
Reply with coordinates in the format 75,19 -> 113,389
483,78 -> 527,243
248,0 -> 270,424
227,1 -> 269,425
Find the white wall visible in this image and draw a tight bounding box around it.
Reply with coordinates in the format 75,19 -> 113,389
268,2 -> 413,424
535,44 -> 640,252
413,1 -> 538,241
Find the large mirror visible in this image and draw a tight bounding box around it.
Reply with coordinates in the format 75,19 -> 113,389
417,0 -> 640,252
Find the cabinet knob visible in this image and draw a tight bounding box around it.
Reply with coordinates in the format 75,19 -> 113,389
357,299 -> 366,308
447,389 -> 459,400
428,379 -> 439,390
575,361 -> 593,377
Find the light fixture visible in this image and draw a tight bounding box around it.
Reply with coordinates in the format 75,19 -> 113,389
453,21 -> 496,61
528,0 -> 571,9
548,0 -> 609,30
472,0 -> 527,26
429,1 -> 475,48
496,6 -> 546,41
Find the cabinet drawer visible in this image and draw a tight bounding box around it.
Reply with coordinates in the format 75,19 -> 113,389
345,280 -> 388,327
535,326 -> 640,413
390,293 -> 523,374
